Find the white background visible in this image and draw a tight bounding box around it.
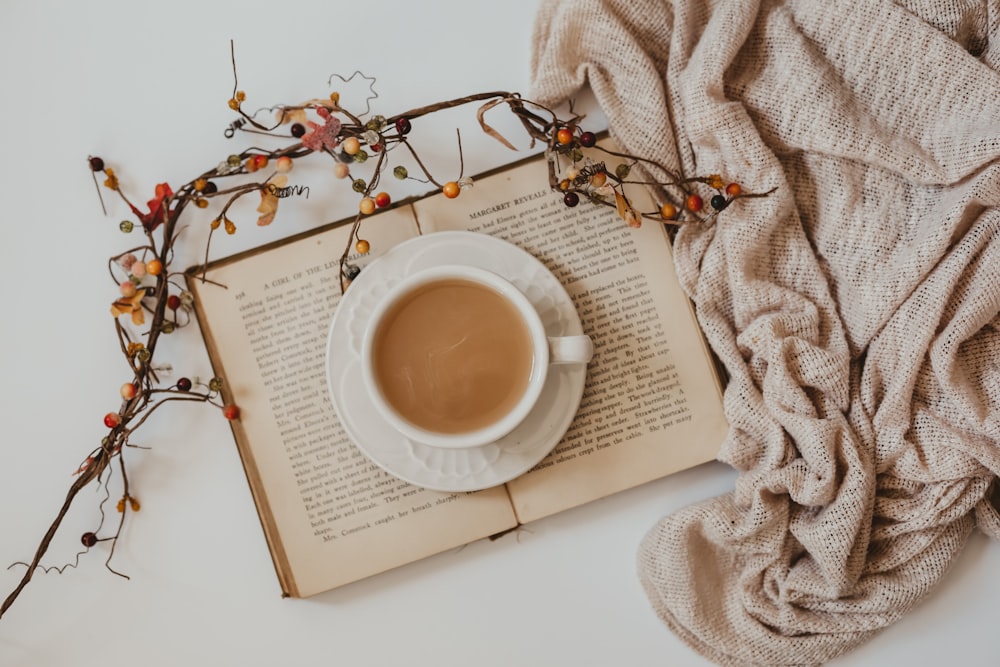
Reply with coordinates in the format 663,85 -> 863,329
1,1 -> 998,665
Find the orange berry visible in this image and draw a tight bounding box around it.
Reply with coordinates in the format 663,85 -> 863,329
556,127 -> 574,145
120,382 -> 138,400
590,171 -> 607,188
442,181 -> 461,199
660,202 -> 678,219
146,259 -> 163,276
685,193 -> 704,212
222,404 -> 240,420
356,239 -> 371,254
725,182 -> 742,197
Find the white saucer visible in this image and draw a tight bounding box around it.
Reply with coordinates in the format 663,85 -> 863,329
325,230 -> 587,492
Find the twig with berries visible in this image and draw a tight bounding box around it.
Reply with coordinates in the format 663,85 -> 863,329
2,59 -> 774,621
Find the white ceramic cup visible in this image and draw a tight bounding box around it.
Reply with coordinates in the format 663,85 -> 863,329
360,264 -> 592,449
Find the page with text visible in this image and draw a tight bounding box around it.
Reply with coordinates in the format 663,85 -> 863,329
190,208 -> 518,597
415,152 -> 727,523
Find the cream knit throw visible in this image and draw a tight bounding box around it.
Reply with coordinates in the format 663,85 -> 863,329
530,1 -> 1000,664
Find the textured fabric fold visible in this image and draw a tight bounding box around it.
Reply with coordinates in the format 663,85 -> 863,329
531,0 -> 1000,664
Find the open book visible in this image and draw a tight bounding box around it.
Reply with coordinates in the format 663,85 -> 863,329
187,146 -> 728,598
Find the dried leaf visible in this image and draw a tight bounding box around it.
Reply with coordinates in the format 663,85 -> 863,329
257,175 -> 287,226
477,98 -> 517,151
615,191 -> 642,228
111,290 -> 145,326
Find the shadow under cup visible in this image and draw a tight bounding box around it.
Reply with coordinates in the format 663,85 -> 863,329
360,265 -> 582,449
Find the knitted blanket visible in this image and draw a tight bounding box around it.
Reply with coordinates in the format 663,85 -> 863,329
530,1 -> 1000,664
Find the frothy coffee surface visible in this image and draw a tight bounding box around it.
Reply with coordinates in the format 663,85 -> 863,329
372,278 -> 534,435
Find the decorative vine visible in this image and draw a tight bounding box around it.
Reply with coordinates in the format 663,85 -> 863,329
0,49 -> 772,620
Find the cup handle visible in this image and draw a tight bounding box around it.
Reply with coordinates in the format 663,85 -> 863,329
547,335 -> 594,365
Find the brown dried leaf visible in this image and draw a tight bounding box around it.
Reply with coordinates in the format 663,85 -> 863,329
615,191 -> 642,228
477,98 -> 517,151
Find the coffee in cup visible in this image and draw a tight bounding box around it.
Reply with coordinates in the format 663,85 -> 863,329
361,265 -> 592,449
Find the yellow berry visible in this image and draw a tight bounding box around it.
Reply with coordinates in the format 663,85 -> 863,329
195,198 -> 208,209
334,163 -> 350,179
210,218 -> 221,230
343,137 -> 361,155
660,202 -> 678,219
228,98 -> 240,110
590,171 -> 607,188
236,91 -> 246,102
359,197 -> 376,215
194,178 -> 208,192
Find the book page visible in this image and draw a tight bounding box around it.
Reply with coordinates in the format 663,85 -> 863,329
188,207 -> 517,597
416,150 -> 727,523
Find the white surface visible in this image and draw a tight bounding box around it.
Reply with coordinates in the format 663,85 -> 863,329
0,1 -> 997,665
329,232 -> 587,491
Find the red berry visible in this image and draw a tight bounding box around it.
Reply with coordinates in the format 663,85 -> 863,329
81,532 -> 98,548
104,412 -> 121,428
563,192 -> 580,207
374,191 -> 391,208
685,194 -> 704,212
290,123 -> 305,138
177,377 -> 192,392
579,131 -> 597,148
222,404 -> 240,420
167,294 -> 181,310
395,117 -> 411,134
89,157 -> 105,171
